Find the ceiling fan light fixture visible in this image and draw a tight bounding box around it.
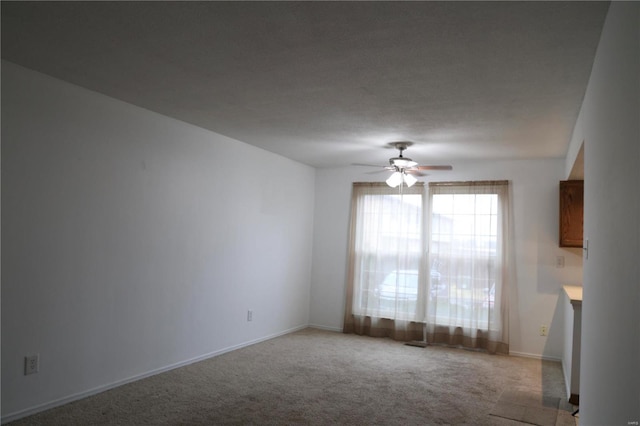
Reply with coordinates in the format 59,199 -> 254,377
386,171 -> 417,188
404,173 -> 417,187
386,171 -> 403,188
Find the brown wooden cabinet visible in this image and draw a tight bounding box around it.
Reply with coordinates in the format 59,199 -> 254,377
559,180 -> 584,247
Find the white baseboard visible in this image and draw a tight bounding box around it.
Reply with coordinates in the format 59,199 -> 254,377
510,350 -> 562,362
561,358 -> 572,399
308,324 -> 342,332
1,324 -> 309,424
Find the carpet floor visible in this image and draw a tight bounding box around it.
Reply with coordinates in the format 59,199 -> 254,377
8,328 -> 577,425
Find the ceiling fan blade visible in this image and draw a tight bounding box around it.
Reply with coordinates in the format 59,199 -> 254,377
415,165 -> 453,171
365,169 -> 391,174
351,163 -> 387,168
405,170 -> 427,177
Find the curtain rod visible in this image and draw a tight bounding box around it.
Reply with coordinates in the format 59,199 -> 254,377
429,180 -> 509,187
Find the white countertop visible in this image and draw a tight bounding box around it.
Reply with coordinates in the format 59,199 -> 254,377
563,285 -> 583,307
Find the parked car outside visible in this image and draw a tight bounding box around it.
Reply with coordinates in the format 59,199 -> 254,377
376,269 -> 442,302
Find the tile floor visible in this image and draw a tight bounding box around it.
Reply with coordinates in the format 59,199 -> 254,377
490,390 -> 578,426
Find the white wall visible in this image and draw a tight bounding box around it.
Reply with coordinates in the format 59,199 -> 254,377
566,3 -> 640,424
310,159 -> 583,359
1,61 -> 315,420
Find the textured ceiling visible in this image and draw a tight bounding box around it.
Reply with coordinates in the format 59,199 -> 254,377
1,1 -> 609,168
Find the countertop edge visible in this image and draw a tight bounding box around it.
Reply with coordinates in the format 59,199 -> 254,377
563,285 -> 583,308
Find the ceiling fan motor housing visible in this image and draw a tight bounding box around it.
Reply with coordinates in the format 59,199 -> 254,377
389,157 -> 417,169
388,141 -> 417,169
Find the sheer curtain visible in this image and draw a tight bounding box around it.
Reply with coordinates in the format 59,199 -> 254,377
426,181 -> 511,354
343,183 -> 426,341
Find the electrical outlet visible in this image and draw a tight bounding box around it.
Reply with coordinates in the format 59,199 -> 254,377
540,325 -> 548,336
555,256 -> 565,268
247,310 -> 253,322
25,354 -> 39,375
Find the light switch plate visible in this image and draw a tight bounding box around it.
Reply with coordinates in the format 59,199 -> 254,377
583,238 -> 589,259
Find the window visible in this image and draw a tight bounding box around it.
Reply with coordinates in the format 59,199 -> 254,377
344,180 -> 510,353
426,181 -> 510,353
347,183 -> 425,322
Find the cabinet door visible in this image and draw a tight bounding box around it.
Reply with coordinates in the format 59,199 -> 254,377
559,180 -> 584,247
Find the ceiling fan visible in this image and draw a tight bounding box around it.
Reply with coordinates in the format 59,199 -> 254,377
354,142 -> 452,188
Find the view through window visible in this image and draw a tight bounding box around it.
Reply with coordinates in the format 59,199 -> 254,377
350,184 -> 425,322
428,192 -> 498,328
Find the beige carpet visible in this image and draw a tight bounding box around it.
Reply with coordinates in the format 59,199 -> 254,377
8,328 -> 577,425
